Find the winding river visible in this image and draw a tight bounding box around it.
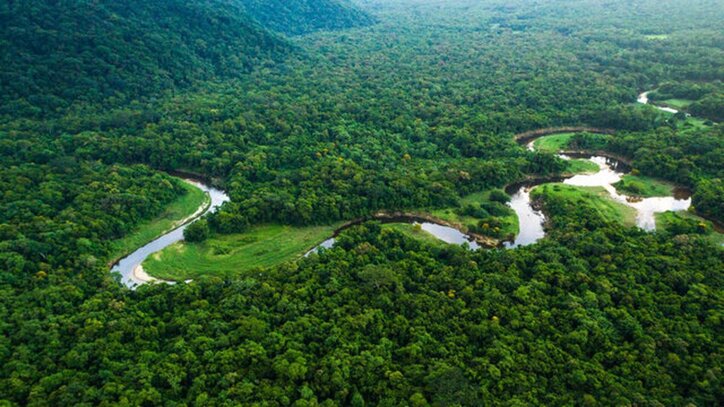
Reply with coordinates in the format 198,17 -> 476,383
505,136 -> 692,248
637,90 -> 680,114
504,185 -> 547,248
111,179 -> 229,288
305,221 -> 482,257
113,90 -> 698,286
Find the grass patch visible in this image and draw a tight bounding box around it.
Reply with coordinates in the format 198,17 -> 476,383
381,223 -> 448,247
532,183 -> 637,227
656,211 -> 724,246
533,132 -> 608,155
108,181 -> 209,262
143,223 -> 340,280
564,159 -> 599,175
644,34 -> 669,40
613,175 -> 675,197
532,132 -> 576,153
678,116 -> 713,133
660,98 -> 693,109
428,189 -> 518,239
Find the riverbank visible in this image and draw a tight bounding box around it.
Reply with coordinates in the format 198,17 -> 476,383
107,180 -> 210,267
142,223 -> 342,280
513,126 -> 616,144
349,211 -> 502,248
110,178 -> 230,287
532,183 -> 638,227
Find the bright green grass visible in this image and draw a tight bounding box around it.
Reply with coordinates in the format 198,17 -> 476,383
381,223 -> 448,247
564,159 -> 599,175
143,223 -> 340,280
533,132 -> 576,153
613,175 -> 675,197
532,183 -> 637,227
645,34 -> 669,40
656,211 -> 724,246
428,189 -> 518,238
108,181 -> 209,262
660,98 -> 693,109
678,116 -> 712,133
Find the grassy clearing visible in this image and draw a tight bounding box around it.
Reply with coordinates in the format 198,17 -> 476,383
656,211 -> 724,246
564,159 -> 599,175
428,189 -> 518,239
108,181 -> 209,262
661,98 -> 693,109
678,116 -> 712,134
143,223 -> 340,280
645,34 -> 670,40
613,175 -> 675,197
532,183 -> 637,227
533,132 -> 576,153
381,223 -> 448,247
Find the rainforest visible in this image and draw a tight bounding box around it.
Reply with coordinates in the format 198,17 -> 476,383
0,0 -> 722,405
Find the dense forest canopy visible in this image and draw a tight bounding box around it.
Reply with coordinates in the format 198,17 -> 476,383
1,0 -> 723,405
0,0 -> 379,119
0,0 -> 291,117
236,0 -> 376,35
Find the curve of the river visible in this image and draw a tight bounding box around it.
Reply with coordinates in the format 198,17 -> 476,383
637,90 -> 680,114
118,89 -> 697,286
306,218 -> 483,257
507,132 -> 693,247
111,179 -> 229,288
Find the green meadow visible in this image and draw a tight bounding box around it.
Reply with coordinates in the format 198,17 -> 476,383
613,174 -> 675,197
143,223 -> 341,280
533,183 -> 637,227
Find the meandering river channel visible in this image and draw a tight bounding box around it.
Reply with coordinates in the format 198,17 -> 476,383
637,90 -> 680,114
111,179 -> 229,288
112,89 -> 698,286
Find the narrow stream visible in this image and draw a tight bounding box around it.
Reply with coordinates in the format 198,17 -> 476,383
110,179 -> 229,288
637,90 -> 680,114
504,186 -> 546,248
306,221 -> 482,256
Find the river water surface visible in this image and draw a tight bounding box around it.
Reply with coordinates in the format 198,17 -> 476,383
117,104 -> 696,286
111,179 -> 229,288
637,91 -> 679,114
504,146 -> 692,248
306,221 -> 482,256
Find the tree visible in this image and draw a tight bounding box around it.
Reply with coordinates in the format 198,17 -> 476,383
184,219 -> 210,242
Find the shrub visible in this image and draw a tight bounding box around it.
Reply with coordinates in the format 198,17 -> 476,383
184,219 -> 210,243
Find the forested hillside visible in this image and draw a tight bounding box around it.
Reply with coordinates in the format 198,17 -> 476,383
0,0 -> 289,117
237,0 -> 375,35
0,0 -> 722,405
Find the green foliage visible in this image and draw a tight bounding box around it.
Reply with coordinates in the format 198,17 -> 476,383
0,161 -> 186,285
655,211 -> 724,246
564,159 -> 600,175
2,221 -> 721,405
689,93 -> 724,122
488,189 -> 511,204
656,211 -> 710,236
184,219 -> 211,243
109,181 -> 209,261
144,224 -> 340,280
0,1 -> 723,405
613,175 -> 675,198
237,0 -> 375,35
0,0 -> 290,117
532,184 -> 637,229
649,81 -> 720,102
692,178 -> 724,224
